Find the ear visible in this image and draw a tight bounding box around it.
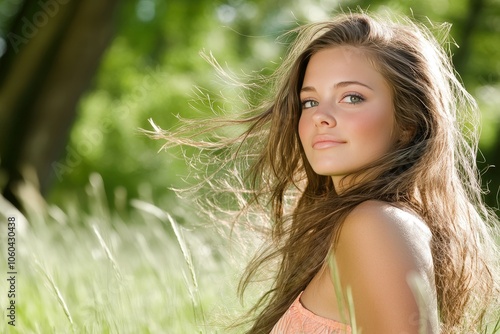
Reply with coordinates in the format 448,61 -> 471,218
401,129 -> 412,142
396,126 -> 415,146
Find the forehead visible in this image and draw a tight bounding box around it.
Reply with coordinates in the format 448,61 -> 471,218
307,46 -> 375,69
302,46 -> 389,89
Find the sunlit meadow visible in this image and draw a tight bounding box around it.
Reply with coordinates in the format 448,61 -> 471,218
0,174 -> 253,334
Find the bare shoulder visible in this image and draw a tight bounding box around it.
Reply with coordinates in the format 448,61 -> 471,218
339,200 -> 432,263
334,200 -> 437,333
343,199 -> 429,234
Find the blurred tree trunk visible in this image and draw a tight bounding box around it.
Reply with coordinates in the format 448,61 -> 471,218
452,0 -> 485,76
0,0 -> 121,210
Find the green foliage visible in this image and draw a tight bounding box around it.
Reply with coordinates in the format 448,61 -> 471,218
48,0 -> 290,210
0,0 -> 23,38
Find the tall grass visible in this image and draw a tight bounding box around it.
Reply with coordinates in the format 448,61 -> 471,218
0,174 -> 244,333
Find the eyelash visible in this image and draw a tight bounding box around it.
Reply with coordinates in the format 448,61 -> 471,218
341,93 -> 365,104
300,94 -> 365,109
301,99 -> 318,109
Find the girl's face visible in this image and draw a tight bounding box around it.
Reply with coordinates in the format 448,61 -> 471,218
298,46 -> 397,190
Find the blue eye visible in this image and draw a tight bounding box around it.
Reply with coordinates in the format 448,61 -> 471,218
340,94 -> 364,104
301,100 -> 319,109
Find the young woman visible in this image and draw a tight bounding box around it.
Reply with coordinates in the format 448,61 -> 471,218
153,12 -> 499,334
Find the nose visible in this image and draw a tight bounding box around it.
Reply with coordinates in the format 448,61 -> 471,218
312,106 -> 336,128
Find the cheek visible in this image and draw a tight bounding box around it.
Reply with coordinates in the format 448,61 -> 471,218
353,109 -> 395,145
298,116 -> 308,144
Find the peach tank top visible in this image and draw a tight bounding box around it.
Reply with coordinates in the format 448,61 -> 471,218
270,292 -> 352,334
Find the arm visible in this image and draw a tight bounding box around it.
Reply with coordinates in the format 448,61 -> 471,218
334,200 -> 437,333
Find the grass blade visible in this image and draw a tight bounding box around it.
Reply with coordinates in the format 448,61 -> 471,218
36,261 -> 75,332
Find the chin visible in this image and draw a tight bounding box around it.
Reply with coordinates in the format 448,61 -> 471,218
311,165 -> 349,176
313,170 -> 345,177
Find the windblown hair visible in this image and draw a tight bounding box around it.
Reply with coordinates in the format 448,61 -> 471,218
152,12 -> 499,334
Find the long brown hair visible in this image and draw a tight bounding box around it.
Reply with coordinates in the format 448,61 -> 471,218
151,12 -> 499,334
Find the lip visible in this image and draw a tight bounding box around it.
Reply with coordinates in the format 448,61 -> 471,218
312,135 -> 346,149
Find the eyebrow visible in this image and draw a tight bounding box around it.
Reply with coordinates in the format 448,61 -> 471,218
300,80 -> 374,92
